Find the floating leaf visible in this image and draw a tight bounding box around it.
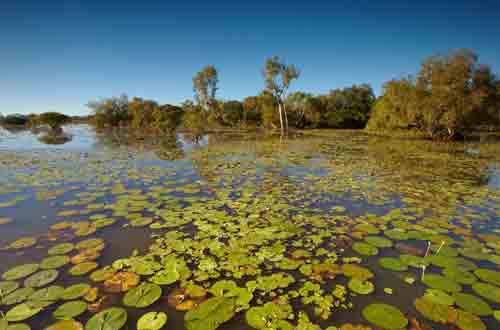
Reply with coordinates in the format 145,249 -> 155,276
48,243 -> 75,256
453,292 -> 492,316
474,268 -> 500,286
423,289 -> 454,306
185,296 -> 236,330
62,284 -> 91,300
2,264 -> 39,281
442,267 -> 477,285
414,297 -> 458,324
69,262 -> 98,276
362,303 -> 408,330
0,281 -> 20,298
123,283 -> 162,308
40,256 -> 70,270
378,258 -> 408,271
348,278 -> 374,295
422,274 -> 462,293
471,282 -> 500,303
53,300 -> 88,320
84,307 -> 127,330
5,303 -> 42,322
2,288 -> 35,306
352,242 -> 378,256
455,310 -> 486,330
9,237 -> 37,250
24,270 -> 59,288
46,320 -> 84,330
137,312 -> 167,330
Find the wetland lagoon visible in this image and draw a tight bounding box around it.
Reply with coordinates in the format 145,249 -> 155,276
0,125 -> 499,330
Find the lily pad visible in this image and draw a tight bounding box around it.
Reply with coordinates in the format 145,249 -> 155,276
46,320 -> 84,330
0,281 -> 20,298
442,267 -> 477,285
123,283 -> 162,308
53,300 -> 88,319
422,274 -> 462,293
341,264 -> 374,280
48,243 -> 75,256
5,303 -> 42,322
29,285 -> 64,307
414,297 -> 458,324
471,282 -> 500,303
24,270 -> 59,288
62,284 -> 91,300
362,303 -> 408,330
84,307 -> 127,330
474,268 -> 500,286
89,267 -> 116,282
69,262 -> 98,276
378,258 -> 408,271
400,254 -> 429,268
453,292 -> 492,316
364,236 -> 393,248
2,264 -> 39,281
4,324 -> 31,330
40,256 -> 70,269
348,278 -> 374,295
9,237 -> 37,250
423,289 -> 454,306
2,287 -> 35,306
137,312 -> 167,330
352,242 -> 378,256
455,310 -> 486,330
185,296 -> 236,330
245,302 -> 293,330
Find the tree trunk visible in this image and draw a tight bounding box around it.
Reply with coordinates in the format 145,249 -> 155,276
278,102 -> 284,134
283,103 -> 289,132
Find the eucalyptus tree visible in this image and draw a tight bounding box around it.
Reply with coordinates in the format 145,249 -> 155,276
263,56 -> 300,133
193,65 -> 219,112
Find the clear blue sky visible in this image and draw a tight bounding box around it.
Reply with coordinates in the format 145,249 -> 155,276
1,0 -> 499,116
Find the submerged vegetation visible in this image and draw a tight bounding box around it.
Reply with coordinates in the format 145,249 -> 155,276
0,127 -> 498,330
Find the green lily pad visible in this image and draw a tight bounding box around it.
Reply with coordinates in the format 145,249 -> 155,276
364,236 -> 393,248
84,307 -> 127,330
341,264 -> 374,280
53,300 -> 88,319
62,284 -> 91,300
474,269 -> 500,286
5,303 -> 42,322
185,296 -> 236,330
76,238 -> 104,251
29,285 -> 64,307
423,289 -> 454,306
362,303 -> 408,330
414,297 -> 458,323
422,274 -> 462,293
137,312 -> 167,330
494,310 -> 500,322
400,254 -> 429,268
9,237 -> 37,250
453,292 -> 492,316
123,283 -> 162,308
455,310 -> 486,330
472,282 -> 500,303
48,243 -> 75,256
149,268 -> 179,285
89,267 -> 116,282
69,262 -> 98,276
24,270 -> 59,288
2,264 -> 39,281
1,288 -> 35,305
378,257 -> 408,271
348,278 -> 374,295
352,242 -> 378,256
442,267 -> 477,285
46,320 -> 84,330
40,256 -> 70,269
245,302 -> 293,330
0,281 -> 20,298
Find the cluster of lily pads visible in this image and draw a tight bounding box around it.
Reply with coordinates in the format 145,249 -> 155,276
0,130 -> 499,330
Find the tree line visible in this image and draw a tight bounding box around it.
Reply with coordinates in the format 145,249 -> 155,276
4,49 -> 497,141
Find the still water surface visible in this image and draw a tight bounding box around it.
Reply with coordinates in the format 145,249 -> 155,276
0,125 -> 499,330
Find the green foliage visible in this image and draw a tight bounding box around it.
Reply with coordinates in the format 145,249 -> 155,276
367,49 -> 500,139
36,112 -> 70,130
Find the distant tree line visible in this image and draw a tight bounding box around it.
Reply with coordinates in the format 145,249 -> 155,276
81,49 -> 499,140
367,49 -> 500,140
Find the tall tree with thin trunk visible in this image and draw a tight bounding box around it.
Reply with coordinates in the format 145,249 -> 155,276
193,65 -> 219,112
263,56 -> 300,133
